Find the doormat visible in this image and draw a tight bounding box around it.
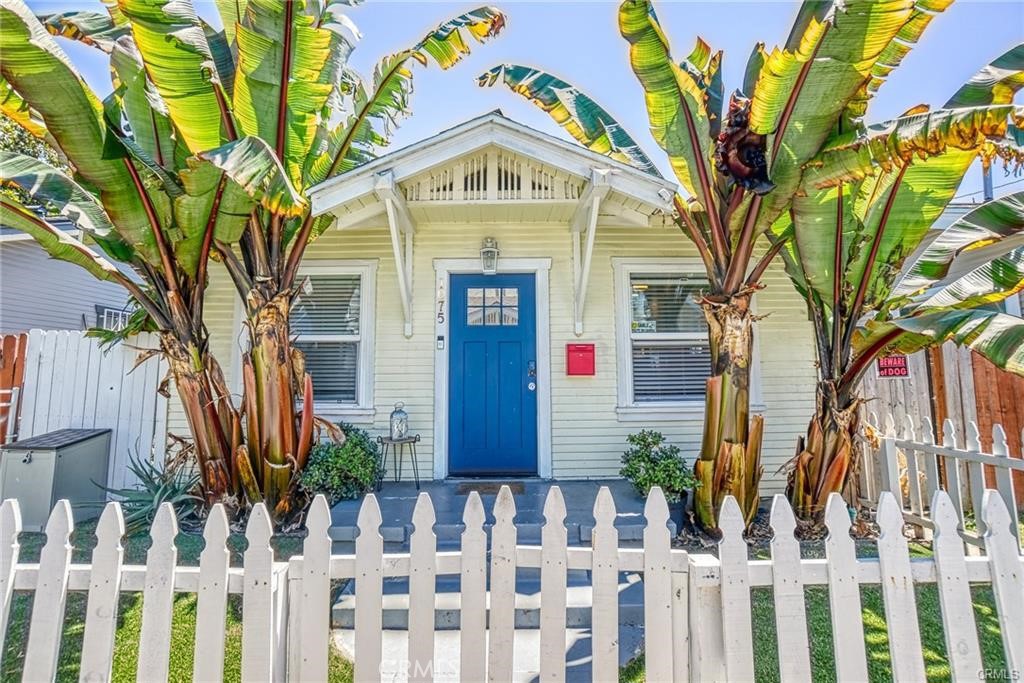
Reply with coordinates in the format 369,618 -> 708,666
456,482 -> 525,496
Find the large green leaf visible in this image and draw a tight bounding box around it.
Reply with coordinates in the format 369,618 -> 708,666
618,0 -> 718,206
118,0 -> 230,153
804,105 -> 1024,188
174,163 -> 251,276
894,191 -> 1024,298
753,0 -> 924,231
196,135 -> 306,217
109,39 -> 177,170
946,44 -> 1024,108
38,10 -> 129,52
307,6 -> 507,186
231,0 -> 359,186
873,309 -> 1024,376
477,64 -> 660,176
906,241 -> 1024,312
0,150 -> 128,254
213,0 -> 249,46
0,198 -> 129,284
0,0 -> 160,264
0,75 -> 47,139
840,0 -> 954,126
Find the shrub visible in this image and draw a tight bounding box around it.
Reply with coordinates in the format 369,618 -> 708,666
300,423 -> 383,504
620,430 -> 698,503
100,452 -> 202,535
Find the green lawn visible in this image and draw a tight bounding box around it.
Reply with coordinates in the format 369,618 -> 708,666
620,539 -> 1012,683
0,521 -> 352,683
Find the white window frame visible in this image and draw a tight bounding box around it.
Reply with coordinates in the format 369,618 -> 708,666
96,306 -> 131,331
293,259 -> 377,422
613,257 -> 766,422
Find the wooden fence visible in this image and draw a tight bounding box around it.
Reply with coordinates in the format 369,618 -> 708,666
0,333 -> 27,445
2,330 -> 168,489
2,486 -> 1022,682
861,413 -> 1023,555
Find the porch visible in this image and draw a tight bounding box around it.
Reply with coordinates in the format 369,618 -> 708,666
328,479 -> 680,548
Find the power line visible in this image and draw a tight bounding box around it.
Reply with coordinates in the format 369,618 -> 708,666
954,176 -> 1023,200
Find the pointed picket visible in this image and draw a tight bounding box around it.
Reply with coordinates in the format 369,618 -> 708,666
982,490 -> 1024,674
137,503 -> 179,682
242,503 -> 275,682
823,494 -> 867,682
80,502 -> 125,683
540,486 -> 568,682
408,493 -> 437,683
591,487 -> 619,679
965,423 -> 987,539
903,418 -> 925,529
876,492 -> 926,682
769,496 -> 811,682
353,493 -> 384,683
718,496 -> 754,682
930,491 -> 983,681
194,504 -> 230,683
991,425 -> 1020,550
941,420 -> 966,525
0,499 -> 21,656
487,486 -> 517,683
461,492 -> 487,683
23,500 -> 73,682
643,487 -> 674,683
298,495 -> 332,682
919,417 -> 940,511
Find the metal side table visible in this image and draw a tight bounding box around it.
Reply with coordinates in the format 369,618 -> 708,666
376,434 -> 421,490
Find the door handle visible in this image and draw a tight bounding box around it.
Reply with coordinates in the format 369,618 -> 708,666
527,360 -> 536,378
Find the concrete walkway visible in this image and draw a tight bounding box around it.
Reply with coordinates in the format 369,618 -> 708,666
329,479 -> 667,679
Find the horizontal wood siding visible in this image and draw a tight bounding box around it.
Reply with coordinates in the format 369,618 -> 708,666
183,220 -> 816,492
0,242 -> 128,334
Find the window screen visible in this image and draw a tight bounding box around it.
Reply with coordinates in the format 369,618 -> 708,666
629,273 -> 711,402
291,274 -> 362,404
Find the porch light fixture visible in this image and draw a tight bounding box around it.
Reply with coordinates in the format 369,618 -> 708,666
480,237 -> 500,275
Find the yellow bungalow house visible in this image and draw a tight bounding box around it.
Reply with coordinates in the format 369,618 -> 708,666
190,111 -> 818,494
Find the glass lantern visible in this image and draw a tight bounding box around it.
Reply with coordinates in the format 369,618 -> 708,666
480,237 -> 499,275
389,401 -> 409,440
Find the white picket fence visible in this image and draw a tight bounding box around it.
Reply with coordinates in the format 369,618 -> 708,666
862,412 -> 1023,552
2,486 -> 1023,682
13,329 -> 168,489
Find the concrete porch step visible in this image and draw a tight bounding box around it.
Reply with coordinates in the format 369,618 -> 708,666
332,626 -> 643,682
331,569 -> 644,630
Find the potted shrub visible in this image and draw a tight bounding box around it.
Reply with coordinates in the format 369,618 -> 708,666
620,430 -> 697,532
300,424 -> 384,505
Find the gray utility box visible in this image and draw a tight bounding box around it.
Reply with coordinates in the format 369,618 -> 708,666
0,429 -> 111,531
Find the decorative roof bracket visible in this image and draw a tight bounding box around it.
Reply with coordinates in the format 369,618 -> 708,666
571,168 -> 612,336
375,170 -> 415,338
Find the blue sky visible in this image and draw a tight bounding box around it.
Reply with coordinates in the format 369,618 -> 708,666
26,0 -> 1024,201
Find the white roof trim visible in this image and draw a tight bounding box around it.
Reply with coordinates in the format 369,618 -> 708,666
308,112 -> 677,216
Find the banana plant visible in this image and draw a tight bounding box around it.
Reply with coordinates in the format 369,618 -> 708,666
481,0 -> 963,529
1,0 -> 506,521
776,44 -> 1024,520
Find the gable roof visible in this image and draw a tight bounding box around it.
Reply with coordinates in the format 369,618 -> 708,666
308,111 -> 677,216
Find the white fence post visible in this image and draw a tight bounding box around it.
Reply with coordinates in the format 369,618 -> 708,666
984,490 -> 1024,674
718,496 -> 754,682
408,493 -> 437,683
823,494 -> 868,682
643,487 -> 674,682
591,487 -> 619,678
298,495 -> 332,682
487,486 -> 517,683
539,487 -> 567,682
241,503 -> 276,682
769,495 -> 811,682
22,500 -> 72,682
137,503 -> 179,682
876,493 -> 927,682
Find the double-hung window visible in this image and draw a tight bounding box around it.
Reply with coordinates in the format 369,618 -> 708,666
290,261 -> 376,418
614,259 -> 712,416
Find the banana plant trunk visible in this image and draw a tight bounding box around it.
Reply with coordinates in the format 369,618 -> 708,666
242,291 -> 315,520
159,332 -> 240,504
694,293 -> 765,530
787,381 -> 863,521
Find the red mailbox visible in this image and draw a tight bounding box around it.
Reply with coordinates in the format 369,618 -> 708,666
566,343 -> 595,376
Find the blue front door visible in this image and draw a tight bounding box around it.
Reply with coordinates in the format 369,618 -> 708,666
449,273 -> 538,476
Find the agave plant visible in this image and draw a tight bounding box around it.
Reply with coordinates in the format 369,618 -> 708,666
481,0 -> 972,529
0,0 -> 506,521
777,45 -> 1024,519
